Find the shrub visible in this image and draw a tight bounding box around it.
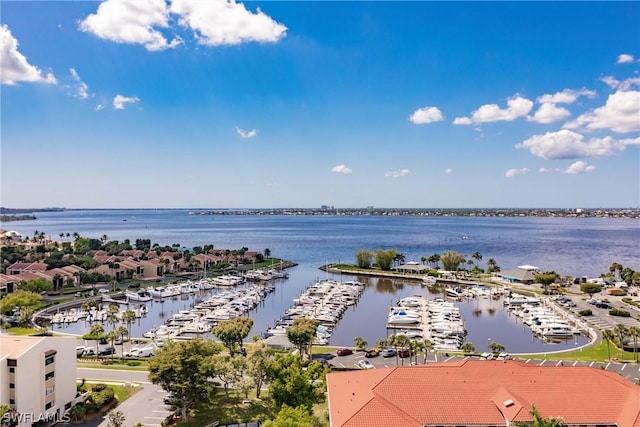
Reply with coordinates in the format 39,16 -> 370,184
90,387 -> 115,407
609,308 -> 631,317
607,288 -> 627,296
91,383 -> 107,392
578,309 -> 592,316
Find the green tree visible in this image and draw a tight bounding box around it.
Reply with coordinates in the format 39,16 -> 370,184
20,278 -> 53,293
264,248 -> 271,258
354,336 -> 367,351
116,326 -> 128,357
375,248 -> 396,271
614,323 -> 629,361
460,342 -> 475,354
262,405 -> 314,427
246,339 -> 272,399
580,283 -> 602,299
602,329 -> 615,360
628,326 -> 640,362
486,258 -> 500,273
488,341 -> 505,354
286,318 -> 318,360
148,339 -> 223,421
83,323 -> 105,355
609,262 -> 623,278
0,290 -> 42,314
472,251 -> 483,267
355,249 -> 373,269
534,271 -> 559,294
266,354 -> 327,412
121,309 -> 138,339
428,253 -> 441,269
212,316 -> 254,356
440,250 -> 465,271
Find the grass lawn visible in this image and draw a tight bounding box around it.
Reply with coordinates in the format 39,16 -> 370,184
172,391 -> 329,427
4,326 -> 38,335
517,340 -> 639,362
112,383 -> 140,403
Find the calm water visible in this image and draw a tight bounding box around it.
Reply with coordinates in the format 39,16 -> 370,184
6,209 -> 638,352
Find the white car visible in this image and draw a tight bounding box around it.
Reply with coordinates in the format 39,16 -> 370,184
357,360 -> 374,369
497,352 -> 511,360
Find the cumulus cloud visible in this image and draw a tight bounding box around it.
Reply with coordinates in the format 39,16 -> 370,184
452,117 -> 472,126
538,167 -> 552,173
384,169 -> 410,178
617,53 -> 635,64
537,88 -> 597,105
170,0 -> 287,46
409,106 -> 443,124
332,165 -> 352,174
79,0 -> 181,51
505,168 -> 530,178
563,161 -> 596,174
70,68 -> 89,99
444,168 -> 453,175
113,94 -> 140,109
79,0 -> 286,51
600,76 -> 640,91
235,127 -> 257,138
530,103 -> 571,124
564,90 -> 640,133
0,24 -> 57,85
515,129 -> 637,160
470,95 -> 533,123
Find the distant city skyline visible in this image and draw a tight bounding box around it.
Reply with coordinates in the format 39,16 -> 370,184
1,1 -> 639,209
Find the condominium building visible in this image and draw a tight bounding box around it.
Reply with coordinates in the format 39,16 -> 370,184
0,335 -> 77,426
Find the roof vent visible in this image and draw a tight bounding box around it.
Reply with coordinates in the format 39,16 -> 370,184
503,399 -> 514,407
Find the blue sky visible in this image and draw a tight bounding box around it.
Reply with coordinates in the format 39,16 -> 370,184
1,1 -> 639,209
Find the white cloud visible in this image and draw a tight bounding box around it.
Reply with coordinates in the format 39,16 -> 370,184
171,0 -> 287,46
95,104 -> 104,111
505,168 -> 530,178
70,68 -> 89,99
384,169 -> 410,178
79,0 -> 181,51
564,90 -> 640,133
470,95 -> 533,123
538,168 -> 552,173
332,165 -> 352,174
0,24 -> 57,85
409,106 -> 443,124
444,168 -> 453,175
536,88 -> 597,104
452,117 -> 472,125
516,129 -> 635,160
530,103 -> 571,124
617,53 -> 635,64
113,94 -> 140,109
563,161 -> 596,174
600,75 -> 640,91
235,127 -> 257,138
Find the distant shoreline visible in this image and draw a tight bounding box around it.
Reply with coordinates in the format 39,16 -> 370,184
2,207 -> 637,219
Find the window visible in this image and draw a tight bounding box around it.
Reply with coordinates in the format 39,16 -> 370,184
45,371 -> 55,381
45,355 -> 55,365
64,402 -> 72,410
9,399 -> 14,405
9,367 -> 14,373
7,359 -> 16,367
45,386 -> 55,396
45,402 -> 53,410
9,383 -> 15,389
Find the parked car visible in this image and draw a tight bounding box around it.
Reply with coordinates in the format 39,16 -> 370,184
98,346 -> 116,356
596,302 -> 612,309
76,346 -> 86,357
357,360 -> 374,369
98,337 -> 108,345
365,349 -> 380,358
398,349 -> 412,358
336,348 -> 353,356
497,352 -> 511,360
480,352 -> 494,360
82,347 -> 96,356
381,348 -> 397,358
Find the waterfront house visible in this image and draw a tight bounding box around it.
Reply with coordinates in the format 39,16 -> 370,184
327,359 -> 640,427
0,335 -> 77,427
499,265 -> 539,284
391,261 -> 430,274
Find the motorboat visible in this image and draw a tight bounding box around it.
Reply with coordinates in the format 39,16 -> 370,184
125,289 -> 152,302
148,286 -> 172,299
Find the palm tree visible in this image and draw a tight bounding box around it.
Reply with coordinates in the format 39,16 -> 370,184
122,309 -> 138,339
88,323 -> 105,355
527,404 -> 565,427
614,323 -> 629,361
488,341 -> 505,355
106,304 -> 120,332
628,326 -> 640,362
472,251 -> 483,267
460,342 -> 475,354
106,330 -> 119,359
354,336 -> 367,351
602,329 -> 616,360
422,339 -> 433,364
116,326 -> 128,358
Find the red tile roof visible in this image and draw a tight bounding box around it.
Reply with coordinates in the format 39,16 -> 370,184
327,360 -> 640,427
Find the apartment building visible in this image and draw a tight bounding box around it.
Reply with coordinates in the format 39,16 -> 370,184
0,335 -> 77,426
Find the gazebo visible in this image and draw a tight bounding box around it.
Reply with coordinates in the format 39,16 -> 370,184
392,261 -> 430,274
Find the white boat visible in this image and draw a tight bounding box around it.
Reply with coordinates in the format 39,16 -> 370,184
125,289 -> 152,302
423,276 -> 437,285
539,324 -> 575,337
148,286 -> 172,299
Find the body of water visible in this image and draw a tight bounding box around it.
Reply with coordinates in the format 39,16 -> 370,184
5,209 -> 639,352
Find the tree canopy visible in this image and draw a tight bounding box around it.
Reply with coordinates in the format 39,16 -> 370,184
266,354 -> 327,412
212,316 -> 254,355
440,250 -> 465,271
0,290 -> 42,314
148,339 -> 223,421
286,318 -> 318,360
